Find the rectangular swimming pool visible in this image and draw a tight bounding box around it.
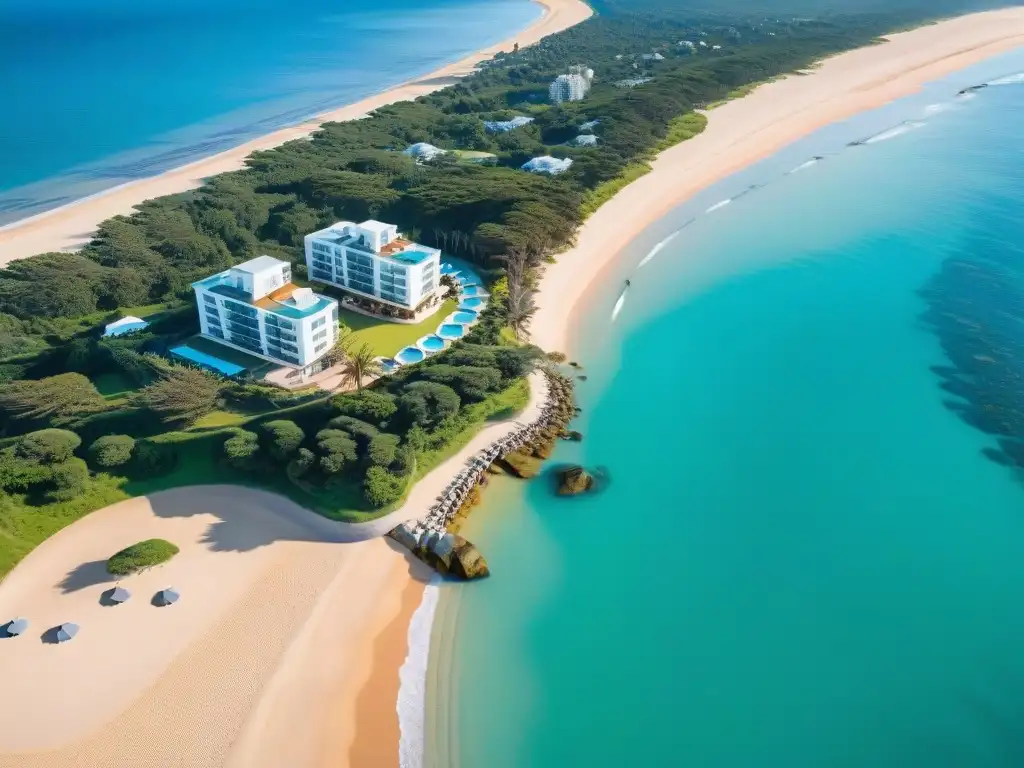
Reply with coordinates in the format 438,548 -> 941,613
170,345 -> 246,376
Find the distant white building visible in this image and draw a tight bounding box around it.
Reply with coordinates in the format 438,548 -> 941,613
403,142 -> 446,162
483,115 -> 534,133
579,119 -> 600,132
304,220 -> 441,318
571,134 -> 599,147
103,315 -> 149,337
521,156 -> 573,175
641,52 -> 665,61
549,67 -> 593,104
192,256 -> 338,370
679,40 -> 696,50
712,45 -> 722,50
699,40 -> 708,47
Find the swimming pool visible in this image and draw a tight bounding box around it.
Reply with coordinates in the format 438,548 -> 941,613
170,345 -> 245,376
438,323 -> 467,339
380,358 -> 399,374
461,285 -> 488,298
395,346 -> 425,365
418,335 -> 447,353
452,310 -> 478,323
459,297 -> 485,310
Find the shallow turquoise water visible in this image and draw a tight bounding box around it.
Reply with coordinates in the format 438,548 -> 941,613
431,53 -> 1024,768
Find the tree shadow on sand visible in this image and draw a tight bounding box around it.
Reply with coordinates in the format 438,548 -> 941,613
57,559 -> 116,595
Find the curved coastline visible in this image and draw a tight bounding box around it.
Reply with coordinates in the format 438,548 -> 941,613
425,9 -> 1024,768
0,0 -> 594,264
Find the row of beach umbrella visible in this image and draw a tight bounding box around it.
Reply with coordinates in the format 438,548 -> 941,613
3,587 -> 180,643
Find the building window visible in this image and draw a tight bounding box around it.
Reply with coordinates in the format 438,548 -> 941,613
311,317 -> 326,330
208,326 -> 225,339
314,341 -> 328,354
203,294 -> 217,306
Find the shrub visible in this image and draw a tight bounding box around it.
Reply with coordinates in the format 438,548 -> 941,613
397,382 -> 461,428
88,434 -> 136,468
223,430 -> 260,469
363,466 -> 405,508
419,364 -> 502,401
288,447 -> 316,478
367,433 -> 400,466
546,351 -> 567,363
0,449 -> 51,491
316,429 -> 358,475
47,458 -> 89,502
392,444 -> 415,476
16,428 -> 82,464
133,439 -> 175,475
106,538 -> 179,575
326,415 -> 379,448
332,390 -> 398,425
262,420 -> 305,461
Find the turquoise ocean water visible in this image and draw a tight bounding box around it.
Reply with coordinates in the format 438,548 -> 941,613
428,51 -> 1024,767
0,0 -> 539,225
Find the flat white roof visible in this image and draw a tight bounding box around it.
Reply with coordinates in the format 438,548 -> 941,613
359,219 -> 393,233
232,255 -> 287,274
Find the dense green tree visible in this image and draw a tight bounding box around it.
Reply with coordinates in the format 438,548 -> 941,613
0,449 -> 52,492
47,458 -> 89,502
223,430 -> 260,469
288,447 -> 317,478
333,390 -> 399,425
88,435 -> 136,468
419,364 -> 502,402
0,373 -> 106,424
397,382 -> 461,428
262,420 -> 305,461
133,365 -> 222,426
16,429 -> 82,464
315,429 -> 358,474
367,433 -> 400,467
363,466 -> 405,508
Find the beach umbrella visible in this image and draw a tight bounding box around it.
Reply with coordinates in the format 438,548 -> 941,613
110,586 -> 131,604
56,622 -> 79,643
154,588 -> 180,607
4,617 -> 28,637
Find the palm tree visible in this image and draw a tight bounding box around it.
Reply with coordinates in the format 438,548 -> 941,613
324,325 -> 352,367
341,342 -> 382,391
501,249 -> 538,341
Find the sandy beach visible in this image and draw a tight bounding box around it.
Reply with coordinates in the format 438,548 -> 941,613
529,7 -> 1024,354
0,372 -> 547,767
0,0 -> 593,264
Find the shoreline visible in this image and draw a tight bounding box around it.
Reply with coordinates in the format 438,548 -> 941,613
528,7 -> 1024,356
0,0 -> 593,263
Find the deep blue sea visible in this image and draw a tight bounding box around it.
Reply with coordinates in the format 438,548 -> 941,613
428,51 -> 1024,768
0,0 -> 539,225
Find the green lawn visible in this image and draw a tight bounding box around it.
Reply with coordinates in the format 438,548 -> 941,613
341,299 -> 457,358
454,150 -> 497,164
191,410 -> 249,429
91,372 -> 139,399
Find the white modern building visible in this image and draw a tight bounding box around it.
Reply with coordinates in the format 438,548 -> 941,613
521,156 -> 574,175
304,220 -> 442,317
549,67 -> 593,104
192,255 -> 338,370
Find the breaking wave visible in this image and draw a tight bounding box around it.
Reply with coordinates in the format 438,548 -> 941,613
705,199 -> 732,213
398,578 -> 442,768
638,230 -> 682,269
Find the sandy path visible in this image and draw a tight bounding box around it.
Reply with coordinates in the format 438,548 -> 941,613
0,0 -> 593,264
530,8 -> 1024,355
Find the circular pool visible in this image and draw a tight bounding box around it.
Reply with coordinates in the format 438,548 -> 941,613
461,285 -> 488,297
459,297 -> 485,310
452,310 -> 478,323
418,335 -> 446,354
380,358 -> 399,374
438,323 -> 467,339
395,346 -> 425,365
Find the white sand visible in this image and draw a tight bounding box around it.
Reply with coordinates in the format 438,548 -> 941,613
0,0 -> 593,264
0,372 -> 545,766
530,8 -> 1024,354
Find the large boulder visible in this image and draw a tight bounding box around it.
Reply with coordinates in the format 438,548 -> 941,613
556,465 -> 594,496
427,533 -> 458,574
450,536 -> 490,580
502,449 -> 542,478
388,523 -> 421,553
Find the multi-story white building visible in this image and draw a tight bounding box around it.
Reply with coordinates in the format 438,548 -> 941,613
549,73 -> 590,104
304,220 -> 442,317
192,255 -> 338,370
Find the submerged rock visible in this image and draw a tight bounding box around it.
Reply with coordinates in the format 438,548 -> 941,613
556,465 -> 594,495
427,533 -> 458,573
502,449 -> 542,478
450,537 -> 490,580
388,525 -> 489,580
561,430 -> 583,442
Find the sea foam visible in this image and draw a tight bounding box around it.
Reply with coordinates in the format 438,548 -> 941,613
611,292 -> 627,322
398,578 -> 443,768
638,230 -> 682,269
705,199 -> 732,213
863,121 -> 926,144
987,72 -> 1024,86
787,157 -> 822,174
